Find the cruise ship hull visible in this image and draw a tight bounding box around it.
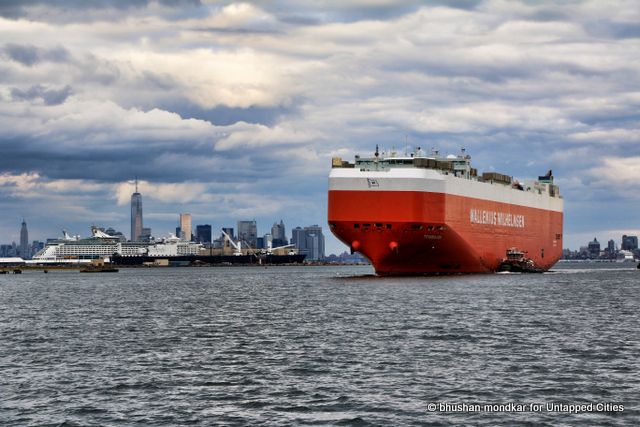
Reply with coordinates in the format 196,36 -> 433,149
328,168 -> 563,275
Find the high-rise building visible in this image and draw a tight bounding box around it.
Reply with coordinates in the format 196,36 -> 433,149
304,225 -> 325,261
262,233 -> 272,249
271,220 -> 287,247
0,244 -> 13,257
222,227 -> 234,239
292,225 -> 325,261
30,240 -> 44,258
19,219 -> 29,259
622,235 -> 638,251
130,179 -> 143,242
140,227 -> 152,242
237,220 -> 258,248
180,213 -> 192,241
195,224 -> 212,244
587,237 -> 600,259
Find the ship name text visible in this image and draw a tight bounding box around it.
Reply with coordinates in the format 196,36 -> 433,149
470,209 -> 525,228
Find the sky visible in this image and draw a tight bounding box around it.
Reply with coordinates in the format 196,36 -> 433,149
0,0 -> 638,253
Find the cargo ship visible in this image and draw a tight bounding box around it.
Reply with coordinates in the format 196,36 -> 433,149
328,147 -> 563,275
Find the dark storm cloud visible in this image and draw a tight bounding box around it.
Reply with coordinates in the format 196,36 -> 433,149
526,9 -> 570,22
11,85 -> 73,106
0,0 -> 201,18
0,134 -> 205,183
260,0 -> 480,24
0,0 -> 476,25
160,101 -> 297,127
2,44 -> 70,66
586,21 -> 640,39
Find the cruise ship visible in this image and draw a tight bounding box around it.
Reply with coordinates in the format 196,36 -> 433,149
328,147 -> 563,275
32,227 -> 200,263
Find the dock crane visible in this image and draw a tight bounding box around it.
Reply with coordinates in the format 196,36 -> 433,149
221,229 -> 243,256
264,241 -> 296,255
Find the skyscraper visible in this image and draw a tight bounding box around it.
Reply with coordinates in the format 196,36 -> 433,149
304,225 -> 325,261
19,219 -> 29,259
237,220 -> 258,248
292,225 -> 325,261
180,213 -> 192,241
130,179 -> 143,242
622,235 -> 638,251
195,224 -> 212,244
587,237 -> 600,259
271,219 -> 287,247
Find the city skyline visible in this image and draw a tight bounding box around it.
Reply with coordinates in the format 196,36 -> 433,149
0,174 -> 636,255
6,211 -> 638,255
0,1 -> 638,254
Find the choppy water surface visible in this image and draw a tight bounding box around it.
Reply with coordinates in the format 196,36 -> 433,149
1,264 -> 639,426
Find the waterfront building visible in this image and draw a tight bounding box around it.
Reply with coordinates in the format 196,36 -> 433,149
130,180 -> 143,242
0,244 -> 17,257
587,237 -> 600,259
605,239 -> 616,258
622,235 -> 638,251
291,227 -> 305,250
19,219 -> 29,259
292,225 -> 325,261
222,227 -> 234,240
195,224 -> 212,244
30,240 -> 45,258
237,220 -> 258,248
180,213 -> 192,241
263,233 -> 273,249
140,227 -> 152,242
271,220 -> 287,247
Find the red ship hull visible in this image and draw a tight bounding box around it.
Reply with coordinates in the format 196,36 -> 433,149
328,190 -> 563,275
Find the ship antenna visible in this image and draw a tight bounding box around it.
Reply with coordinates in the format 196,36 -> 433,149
375,145 -> 379,158
135,176 -> 138,193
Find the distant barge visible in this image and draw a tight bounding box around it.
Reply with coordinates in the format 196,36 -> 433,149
110,254 -> 306,266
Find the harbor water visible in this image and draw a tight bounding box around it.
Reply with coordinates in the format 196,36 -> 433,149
1,264 -> 638,426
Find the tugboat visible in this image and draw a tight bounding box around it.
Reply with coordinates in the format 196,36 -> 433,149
498,248 -> 544,273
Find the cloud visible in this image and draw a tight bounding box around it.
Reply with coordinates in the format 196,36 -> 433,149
215,122 -> 323,150
11,84 -> 73,105
568,128 -> 639,145
0,1 -> 639,252
115,180 -> 209,205
590,157 -> 640,191
2,43 -> 69,66
197,2 -> 279,33
0,1 -> 202,21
